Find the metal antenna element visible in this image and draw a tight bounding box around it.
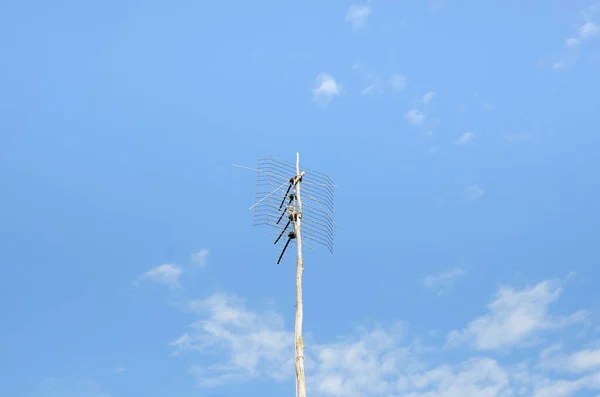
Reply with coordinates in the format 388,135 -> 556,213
251,155 -> 335,255
233,153 -> 335,397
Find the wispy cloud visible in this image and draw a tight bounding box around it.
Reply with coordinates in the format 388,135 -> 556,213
390,74 -> 406,91
139,264 -> 182,289
447,280 -> 586,351
505,132 -> 537,144
113,367 -> 126,374
169,279 -> 600,397
313,73 -> 341,105
423,268 -> 466,295
405,109 -> 424,125
360,75 -> 383,96
455,132 -> 475,145
550,6 -> 600,69
421,92 -> 436,104
568,349 -> 600,372
361,84 -> 377,95
170,293 -> 293,386
428,0 -> 447,12
310,324 -> 410,397
539,345 -> 600,374
465,185 -> 484,201
346,4 -> 372,29
427,146 -> 439,156
191,249 -> 209,267
566,21 -> 599,47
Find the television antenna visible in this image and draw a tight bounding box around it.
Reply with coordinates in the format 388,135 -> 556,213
233,153 -> 335,397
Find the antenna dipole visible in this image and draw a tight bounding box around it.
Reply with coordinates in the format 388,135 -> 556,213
233,153 -> 335,397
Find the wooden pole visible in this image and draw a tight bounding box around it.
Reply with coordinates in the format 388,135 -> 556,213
294,152 -> 307,397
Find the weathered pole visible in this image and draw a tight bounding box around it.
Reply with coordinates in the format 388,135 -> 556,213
294,152 -> 307,397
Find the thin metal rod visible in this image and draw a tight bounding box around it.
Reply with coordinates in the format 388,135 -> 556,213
301,203 -> 335,225
256,221 -> 332,244
278,183 -> 293,210
277,237 -> 292,264
259,157 -> 336,186
256,210 -> 332,233
269,155 -> 335,184
266,235 -> 316,253
258,195 -> 333,219
233,164 -> 290,182
258,168 -> 335,188
254,217 -> 333,243
303,191 -> 335,214
303,235 -> 333,253
274,220 -> 291,244
258,158 -> 331,184
302,240 -> 316,252
254,214 -> 333,240
303,225 -> 334,245
257,178 -> 334,210
255,202 -> 331,221
257,173 -> 335,202
254,213 -> 333,252
248,181 -> 289,210
259,183 -> 334,212
276,208 -> 287,224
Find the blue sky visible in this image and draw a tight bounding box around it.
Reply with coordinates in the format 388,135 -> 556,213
2,1 -> 600,396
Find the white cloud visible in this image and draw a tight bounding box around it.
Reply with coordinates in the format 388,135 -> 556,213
424,268 -> 466,295
391,75 -> 406,91
540,345 -> 600,374
361,84 -> 377,95
464,185 -> 484,201
360,75 -> 383,96
312,73 -> 341,105
569,349 -> 600,372
405,109 -> 425,125
396,358 -> 511,397
191,249 -> 209,267
169,293 -> 293,386
310,324 -> 409,397
566,21 -> 599,47
581,3 -> 600,21
506,132 -> 535,144
551,7 -> 600,69
580,21 -> 599,38
427,146 -> 439,155
308,321 -> 600,397
140,263 -> 182,288
566,37 -> 581,47
346,4 -> 372,29
428,0 -> 447,12
422,92 -> 436,104
447,280 -> 586,351
113,367 -> 126,374
455,132 -> 475,145
169,280 -> 600,397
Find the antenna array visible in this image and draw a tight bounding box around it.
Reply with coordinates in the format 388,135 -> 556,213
233,153 -> 334,397
251,155 -> 334,263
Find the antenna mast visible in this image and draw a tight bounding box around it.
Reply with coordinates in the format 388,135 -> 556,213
293,152 -> 306,397
233,153 -> 335,397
